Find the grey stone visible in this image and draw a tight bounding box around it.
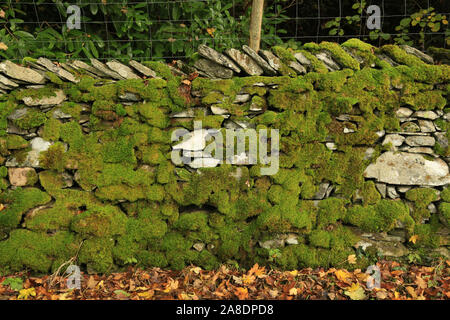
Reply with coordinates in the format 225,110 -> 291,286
314,182 -> 330,200
376,54 -> 399,67
210,105 -> 230,116
364,147 -> 375,160
198,44 -> 240,73
36,57 -> 79,83
315,52 -> 340,71
395,107 -> 413,118
325,142 -> 337,151
225,48 -> 263,76
69,60 -> 106,77
0,74 -> 19,88
0,60 -> 46,84
242,45 -> 277,76
400,45 -> 434,64
294,52 -> 311,67
170,109 -> 196,118
434,132 -> 448,150
129,60 -> 157,78
412,110 -> 438,120
6,137 -> 52,168
173,130 -> 209,151
284,234 -> 299,245
193,58 -> 234,79
193,243 -> 205,252
403,147 -> 435,155
7,108 -> 29,121
52,109 -> 72,119
90,58 -> 124,80
118,92 -> 140,102
397,186 -> 411,193
418,120 -> 435,132
401,121 -> 421,132
405,136 -> 435,147
233,94 -> 251,103
375,183 -> 387,198
288,61 -> 306,74
106,60 -> 140,79
22,89 -> 66,106
364,151 -> 450,186
188,158 -> 221,169
387,186 -> 399,199
259,238 -> 285,249
259,50 -> 282,71
382,134 -> 406,147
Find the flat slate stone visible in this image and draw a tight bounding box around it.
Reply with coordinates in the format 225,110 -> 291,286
294,52 -> 312,67
259,50 -> 282,71
106,60 -> 140,79
22,89 -> 67,106
129,60 -> 157,78
193,59 -> 234,79
364,151 -> 450,186
69,60 -> 107,77
400,45 -> 434,64
315,52 -> 340,71
90,58 -> 124,80
36,57 -> 79,83
242,45 -> 277,76
0,74 -> 19,88
0,60 -> 46,84
225,48 -> 263,76
197,44 -> 241,73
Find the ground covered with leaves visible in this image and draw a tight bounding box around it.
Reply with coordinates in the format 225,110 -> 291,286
0,260 -> 449,300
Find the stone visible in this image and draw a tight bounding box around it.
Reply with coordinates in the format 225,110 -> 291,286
376,54 -> 399,67
400,45 -> 434,64
401,121 -> 421,132
294,52 -> 311,67
434,132 -> 448,150
118,92 -> 140,102
404,136 -> 435,147
364,147 -> 375,160
233,94 -> 251,103
382,134 -> 405,149
210,106 -> 230,116
284,234 -> 299,245
6,137 -> 52,168
225,48 -> 263,76
355,239 -> 409,257
8,167 -> 37,187
288,61 -> 306,74
36,57 -> 79,83
315,52 -> 340,71
242,45 -> 277,76
193,243 -> 205,252
412,110 -> 438,120
418,120 -> 435,132
428,203 -> 437,214
128,60 -> 157,78
22,89 -> 66,107
376,130 -> 385,138
0,60 -> 46,84
52,109 -> 72,119
259,238 -> 285,249
397,186 -> 411,193
173,130 -> 209,151
197,44 -> 240,73
106,60 -> 140,79
314,182 -> 330,200
170,109 -> 196,118
90,58 -> 124,80
69,60 -> 106,77
387,186 -> 399,199
0,74 -> 19,88
193,59 -> 234,79
343,127 -> 355,133
395,107 -> 413,118
364,151 -> 450,186
326,142 -> 337,151
259,50 -> 282,71
375,183 -> 387,198
7,108 -> 29,121
188,158 -> 221,169
403,147 -> 435,155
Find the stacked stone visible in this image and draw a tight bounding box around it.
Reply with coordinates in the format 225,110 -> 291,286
0,40 -> 448,272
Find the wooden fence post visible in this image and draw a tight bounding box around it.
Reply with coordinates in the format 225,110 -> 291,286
249,0 -> 264,52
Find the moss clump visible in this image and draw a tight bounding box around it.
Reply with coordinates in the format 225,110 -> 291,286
405,188 -> 439,222
39,142 -> 66,172
78,237 -> 115,274
345,199 -> 413,233
71,205 -> 127,237
175,211 -> 208,231
0,188 -> 51,230
316,198 -> 347,228
40,118 -> 62,141
0,230 -> 77,273
12,109 -> 47,130
319,41 -> 360,70
309,229 -> 331,248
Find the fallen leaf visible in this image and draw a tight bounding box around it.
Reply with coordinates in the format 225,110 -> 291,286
344,283 -> 366,300
206,28 -> 216,37
409,235 -> 419,244
18,288 -> 36,300
405,286 -> 417,299
0,10 -> 5,19
347,254 -> 357,264
0,43 -> 7,51
288,287 -> 298,296
335,269 -> 352,284
234,287 -> 248,300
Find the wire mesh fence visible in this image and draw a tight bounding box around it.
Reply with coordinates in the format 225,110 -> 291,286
0,0 -> 448,62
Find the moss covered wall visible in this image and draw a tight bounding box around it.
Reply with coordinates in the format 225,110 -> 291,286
0,39 -> 449,274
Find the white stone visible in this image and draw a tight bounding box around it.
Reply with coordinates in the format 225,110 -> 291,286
364,151 -> 450,186
382,134 -> 405,147
405,136 -> 435,147
412,111 -> 438,120
173,130 -> 209,151
395,107 -> 413,118
188,158 -> 221,169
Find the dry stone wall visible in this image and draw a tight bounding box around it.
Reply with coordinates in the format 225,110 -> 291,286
0,39 -> 449,274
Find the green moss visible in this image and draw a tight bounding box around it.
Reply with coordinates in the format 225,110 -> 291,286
316,198 -> 347,228
309,229 -> 331,248
78,237 -> 115,273
39,142 -> 66,172
12,108 -> 47,130
6,135 -> 28,149
45,71 -> 63,85
71,205 -> 127,237
441,187 -> 450,202
0,188 -> 51,230
405,188 -> 439,222
319,41 -> 360,70
41,118 -> 62,141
